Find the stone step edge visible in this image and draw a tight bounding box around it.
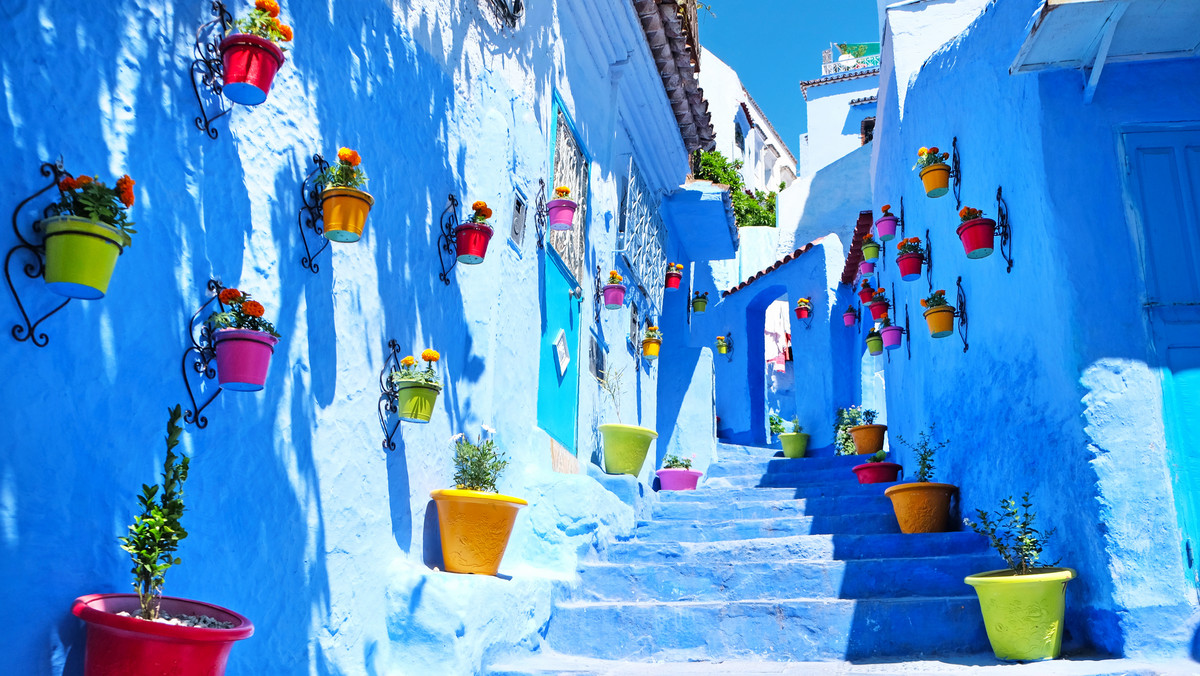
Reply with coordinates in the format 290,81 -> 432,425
579,552 -> 998,570
554,594 -> 980,609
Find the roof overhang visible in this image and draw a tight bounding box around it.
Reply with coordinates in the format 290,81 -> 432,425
662,179 -> 739,261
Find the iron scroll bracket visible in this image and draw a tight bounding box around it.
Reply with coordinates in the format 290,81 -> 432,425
722,332 -> 734,363
925,228 -> 935,294
956,275 -> 969,353
593,264 -> 604,325
904,302 -> 912,361
534,179 -> 547,250
378,339 -> 403,451
950,136 -> 962,210
297,154 -> 331,273
436,194 -> 461,285
995,186 -> 1013,273
181,279 -> 227,428
190,1 -> 235,140
5,160 -> 72,347
898,196 -> 905,237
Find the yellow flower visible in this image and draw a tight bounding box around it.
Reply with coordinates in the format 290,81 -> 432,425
421,349 -> 440,362
401,356 -> 416,366
918,147 -> 928,156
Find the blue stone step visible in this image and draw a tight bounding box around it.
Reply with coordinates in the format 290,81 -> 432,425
601,532 -> 989,565
715,442 -> 843,460
659,482 -> 893,503
651,494 -> 894,521
544,595 -> 990,661
704,466 -> 871,489
567,553 -> 1002,603
633,513 -> 900,543
705,454 -> 871,478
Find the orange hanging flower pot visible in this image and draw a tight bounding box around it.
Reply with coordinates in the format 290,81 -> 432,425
885,482 -> 958,533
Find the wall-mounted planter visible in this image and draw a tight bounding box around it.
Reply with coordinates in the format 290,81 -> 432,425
656,468 -> 702,491
923,305 -> 956,338
881,325 -> 904,350
394,382 -> 441,423
430,489 -> 527,575
852,461 -> 902,484
599,423 -> 658,475
716,342 -> 729,355
861,241 -> 880,262
692,297 -> 707,313
964,567 -> 1076,661
897,253 -> 924,282
875,214 -> 898,242
454,222 -> 494,264
42,216 -> 125,299
849,424 -> 887,455
858,260 -> 875,277
857,287 -> 874,303
884,481 -> 957,533
321,187 -> 374,243
866,333 -> 883,356
868,300 -> 889,321
71,593 -> 253,676
843,309 -> 857,327
212,328 -> 278,392
780,432 -> 810,459
546,198 -> 577,231
794,307 -> 811,321
643,338 -> 661,359
920,162 -> 951,198
664,271 -> 682,290
219,34 -> 286,106
602,284 -> 626,309
957,217 -> 996,259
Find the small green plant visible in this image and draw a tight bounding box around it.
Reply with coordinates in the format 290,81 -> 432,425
662,453 -> 694,470
964,493 -> 1057,574
920,289 -> 950,310
119,405 -> 189,621
389,348 -> 442,389
895,423 -> 949,482
912,145 -> 950,171
768,414 -> 785,437
834,406 -> 877,455
867,450 -> 888,463
452,434 -> 509,493
694,149 -> 777,228
644,325 -> 663,341
790,417 -> 802,434
595,367 -> 625,423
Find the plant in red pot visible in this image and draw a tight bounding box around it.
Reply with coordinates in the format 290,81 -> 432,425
220,0 -> 293,106
656,453 -> 702,491
913,145 -> 951,198
867,287 -> 890,321
884,425 -> 957,533
857,279 -> 874,304
547,185 -> 577,231
389,348 -> 442,423
455,201 -> 495,264
44,172 -> 138,299
895,237 -> 925,282
875,204 -> 898,242
920,289 -> 955,338
207,288 -> 280,391
957,206 -> 997,259
692,291 -> 709,313
319,147 -> 373,242
602,270 -> 626,309
664,262 -> 684,290
853,449 -> 903,484
794,297 -> 812,321
72,406 -> 253,676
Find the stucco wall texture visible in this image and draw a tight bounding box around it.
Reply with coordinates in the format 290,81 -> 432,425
0,1 -> 709,674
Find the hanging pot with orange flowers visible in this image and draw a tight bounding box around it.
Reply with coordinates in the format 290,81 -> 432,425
794,297 -> 813,321
642,326 -> 663,360
865,328 -> 884,356
220,0 -> 294,106
842,304 -> 858,327
867,287 -> 890,321
920,289 -> 955,338
956,206 -> 997,260
43,172 -> 137,299
896,237 -> 925,281
547,185 -> 578,231
857,279 -> 875,304
603,270 -> 626,309
388,348 -> 443,423
664,262 -> 684,290
875,204 -> 899,242
913,146 -> 951,198
455,201 -> 495,264
319,147 -> 373,243
878,312 -> 904,350
861,233 -> 880,262
206,288 -> 281,392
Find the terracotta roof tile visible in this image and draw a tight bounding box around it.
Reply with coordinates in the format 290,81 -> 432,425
722,241 -> 820,298
840,211 -> 876,286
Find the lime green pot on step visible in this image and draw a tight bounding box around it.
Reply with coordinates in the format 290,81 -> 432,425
599,423 -> 658,476
779,433 -> 809,458
964,567 -> 1076,662
43,216 -> 125,299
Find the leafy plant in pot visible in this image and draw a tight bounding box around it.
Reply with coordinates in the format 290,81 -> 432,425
319,147 -> 373,243
778,417 -> 809,459
692,291 -> 708,313
884,424 -> 957,533
865,328 -> 884,356
913,145 -> 951,198
547,185 -> 577,231
72,406 -> 254,676
642,325 -> 663,360
847,406 -> 886,455
833,406 -> 878,456
664,262 -> 684,290
207,288 -> 280,392
44,172 -> 137,299
656,453 -> 702,491
455,200 -> 496,264
963,494 -> 1075,661
852,449 -> 902,484
921,289 -> 955,339
875,203 -> 898,241
219,0 -> 293,106
895,236 -> 925,282
957,206 -> 997,260
595,367 -> 657,476
430,432 -> 527,575
388,348 -> 442,423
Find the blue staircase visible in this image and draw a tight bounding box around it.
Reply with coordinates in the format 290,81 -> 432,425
538,442 -> 1000,664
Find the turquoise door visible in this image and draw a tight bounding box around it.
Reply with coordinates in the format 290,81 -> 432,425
1124,128 -> 1200,587
537,248 -> 582,453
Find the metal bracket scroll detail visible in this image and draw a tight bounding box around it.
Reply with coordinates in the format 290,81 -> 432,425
378,339 -> 403,451
995,186 -> 1013,273
437,194 -> 461,285
956,275 -> 969,353
5,160 -> 72,347
190,1 -> 235,140
298,154 -> 331,273
181,279 -> 226,428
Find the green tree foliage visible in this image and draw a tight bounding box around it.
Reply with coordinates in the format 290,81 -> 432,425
453,434 -> 509,493
694,150 -> 778,228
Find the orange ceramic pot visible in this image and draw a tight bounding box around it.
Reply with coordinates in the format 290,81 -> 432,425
884,482 -> 957,533
920,163 -> 951,198
924,305 -> 955,338
321,187 -> 374,242
430,489 -> 527,575
849,424 -> 887,455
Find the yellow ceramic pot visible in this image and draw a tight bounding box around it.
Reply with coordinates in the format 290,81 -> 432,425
923,305 -> 956,338
321,187 -> 374,243
884,482 -> 957,533
849,424 -> 887,454
920,162 -> 951,198
965,567 -> 1076,661
430,489 -> 527,575
642,338 -> 661,360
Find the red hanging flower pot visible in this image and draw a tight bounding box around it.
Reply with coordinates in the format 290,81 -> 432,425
219,34 -> 286,106
665,271 -> 682,290
795,307 -> 811,320
897,253 -> 924,281
455,223 -> 494,264
957,218 -> 997,259
857,288 -> 874,303
869,300 -> 889,321
853,462 -> 902,484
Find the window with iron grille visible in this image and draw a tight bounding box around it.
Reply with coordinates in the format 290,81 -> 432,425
549,108 -> 589,284
617,158 -> 666,316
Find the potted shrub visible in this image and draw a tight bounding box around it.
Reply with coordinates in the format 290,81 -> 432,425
207,288 -> 280,392
778,418 -> 809,459
842,305 -> 857,327
896,236 -> 925,282
455,200 -> 495,264
857,279 -> 874,304
879,313 -> 903,351
860,233 -> 880,263
72,406 -> 254,675
664,262 -> 684,290
547,185 -> 577,231
794,297 -> 812,321
642,325 -> 663,360
884,425 -> 957,533
833,406 -> 870,456
44,172 -> 137,299
865,328 -> 883,356
957,206 -> 997,259
691,291 -> 708,313
852,450 -> 902,484
595,367 -> 658,476
219,0 -> 292,106
431,432 -> 527,575
388,348 -> 442,423
920,289 -> 955,338
867,287 -> 889,321
964,494 -> 1076,661
319,147 -> 373,243
715,335 -> 730,355
848,408 -> 886,455
875,203 -> 898,242
602,270 -> 626,309
656,453 -> 702,491
913,145 -> 951,198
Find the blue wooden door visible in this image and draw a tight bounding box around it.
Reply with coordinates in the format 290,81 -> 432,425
1124,128 -> 1200,587
537,249 -> 582,453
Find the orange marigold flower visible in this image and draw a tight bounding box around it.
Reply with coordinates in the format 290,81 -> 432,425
472,200 -> 486,211
278,24 -> 293,41
920,299 -> 928,308
337,147 -> 361,166
116,175 -> 135,207
401,355 -> 416,366
76,175 -> 93,186
242,300 -> 265,318
482,207 -> 493,218
58,177 -> 77,191
256,0 -> 280,17
935,289 -> 946,295
218,288 -> 242,304
917,147 -> 928,156
929,147 -> 939,155
881,204 -> 891,212
555,186 -> 570,197
421,348 -> 440,362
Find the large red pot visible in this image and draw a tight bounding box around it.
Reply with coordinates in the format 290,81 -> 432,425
795,307 -> 811,320
665,272 -> 682,290
72,593 -> 253,676
219,34 -> 286,106
957,218 -> 996,259
869,300 -> 889,321
857,288 -> 873,303
853,462 -> 902,484
455,222 -> 494,264
897,253 -> 923,281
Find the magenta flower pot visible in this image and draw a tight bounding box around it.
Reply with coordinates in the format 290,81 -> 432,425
656,468 -> 702,491
219,34 -> 286,106
602,284 -> 626,309
843,311 -> 856,327
875,215 -> 898,242
213,328 -> 278,392
897,253 -> 924,281
957,218 -> 997,259
859,260 -> 875,276
454,222 -> 494,264
547,198 -> 577,231
881,325 -> 903,350
852,462 -> 903,484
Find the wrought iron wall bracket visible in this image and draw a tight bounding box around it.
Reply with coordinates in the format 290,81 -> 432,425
378,339 -> 404,451
534,179 -> 547,250
436,194 -> 462,285
904,303 -> 912,361
297,154 -> 331,273
5,160 -> 72,347
190,1 -> 235,140
950,136 -> 962,210
898,196 -> 906,237
925,228 -> 935,293
995,186 -> 1014,273
721,332 -> 734,363
797,310 -> 813,330
593,265 -> 604,325
956,276 -> 969,353
181,279 -> 228,427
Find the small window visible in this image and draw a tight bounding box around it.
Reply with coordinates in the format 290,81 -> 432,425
734,124 -> 745,153
509,195 -> 527,248
861,117 -> 876,145
628,302 -> 640,348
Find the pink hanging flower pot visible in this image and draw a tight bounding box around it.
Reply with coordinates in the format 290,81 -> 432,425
881,325 -> 904,350
957,207 -> 996,259
859,260 -> 875,276
602,284 -> 626,309
547,186 -> 577,231
875,205 -> 898,242
219,34 -> 287,106
208,288 -> 281,392
842,308 -> 856,327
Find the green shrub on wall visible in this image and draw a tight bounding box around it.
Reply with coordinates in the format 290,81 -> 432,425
694,150 -> 778,228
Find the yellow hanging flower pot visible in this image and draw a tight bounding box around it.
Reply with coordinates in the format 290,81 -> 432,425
320,147 -> 372,242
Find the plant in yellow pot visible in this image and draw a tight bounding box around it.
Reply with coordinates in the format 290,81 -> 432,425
964,493 -> 1074,662
884,425 -> 957,533
921,289 -> 956,338
431,432 -> 527,575
388,348 -> 442,423
44,172 -> 137,299
595,367 -> 657,476
642,325 -> 662,360
913,145 -> 951,198
319,147 -> 373,242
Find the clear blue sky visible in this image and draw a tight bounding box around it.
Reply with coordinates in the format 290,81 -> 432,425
698,0 -> 880,156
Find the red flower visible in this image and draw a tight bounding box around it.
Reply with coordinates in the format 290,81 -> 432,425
58,177 -> 77,192
242,300 -> 265,318
115,175 -> 135,208
255,0 -> 280,17
218,288 -> 242,304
